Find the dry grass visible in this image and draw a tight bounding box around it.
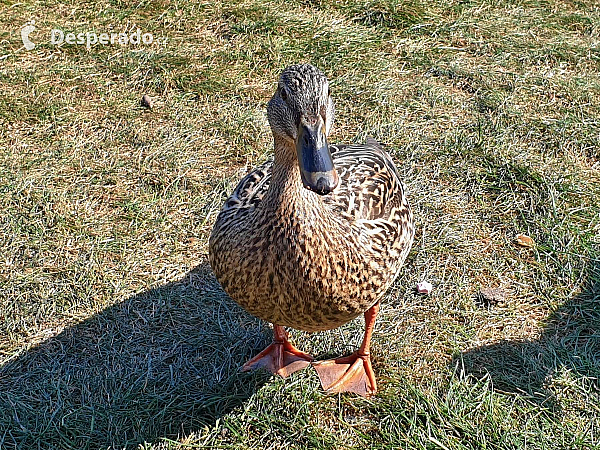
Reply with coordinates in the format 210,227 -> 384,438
1,0 -> 599,448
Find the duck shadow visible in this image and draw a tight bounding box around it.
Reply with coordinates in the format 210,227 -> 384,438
455,260 -> 600,405
0,261 -> 271,449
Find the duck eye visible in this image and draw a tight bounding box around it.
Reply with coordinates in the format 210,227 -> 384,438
280,87 -> 288,101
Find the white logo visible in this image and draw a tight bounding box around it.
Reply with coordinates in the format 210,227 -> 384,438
19,22 -> 163,51
21,21 -> 35,50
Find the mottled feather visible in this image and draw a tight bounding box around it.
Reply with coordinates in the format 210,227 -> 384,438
210,139 -> 414,332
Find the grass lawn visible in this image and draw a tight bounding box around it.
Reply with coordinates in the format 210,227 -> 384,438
1,0 -> 599,448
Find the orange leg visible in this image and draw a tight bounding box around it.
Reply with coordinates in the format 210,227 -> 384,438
312,302 -> 380,397
242,325 -> 313,377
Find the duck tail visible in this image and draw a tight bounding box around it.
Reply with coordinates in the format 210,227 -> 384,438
366,136 -> 385,150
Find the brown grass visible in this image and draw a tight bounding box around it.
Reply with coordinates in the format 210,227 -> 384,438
1,0 -> 599,448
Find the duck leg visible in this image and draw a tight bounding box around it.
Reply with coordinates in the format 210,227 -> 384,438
242,325 -> 313,377
312,302 -> 379,397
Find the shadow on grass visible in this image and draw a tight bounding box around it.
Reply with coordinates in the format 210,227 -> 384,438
456,260 -> 600,403
0,261 -> 270,449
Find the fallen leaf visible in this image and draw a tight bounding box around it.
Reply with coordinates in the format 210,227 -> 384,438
478,287 -> 508,307
516,234 -> 535,248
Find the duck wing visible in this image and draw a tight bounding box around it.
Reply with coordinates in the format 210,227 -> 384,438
326,140 -> 408,222
221,161 -> 273,214
220,139 -> 411,234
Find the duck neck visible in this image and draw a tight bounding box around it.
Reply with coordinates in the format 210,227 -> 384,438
264,137 -> 325,218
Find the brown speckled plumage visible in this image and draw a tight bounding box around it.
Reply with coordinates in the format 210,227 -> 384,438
209,65 -> 414,333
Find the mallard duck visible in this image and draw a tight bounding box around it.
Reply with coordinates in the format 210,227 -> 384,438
209,64 -> 414,397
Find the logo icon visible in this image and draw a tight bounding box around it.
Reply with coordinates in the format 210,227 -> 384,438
21,21 -> 36,50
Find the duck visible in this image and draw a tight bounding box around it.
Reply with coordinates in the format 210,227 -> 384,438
209,64 -> 414,397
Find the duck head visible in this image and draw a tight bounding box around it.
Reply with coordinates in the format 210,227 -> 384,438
267,64 -> 338,195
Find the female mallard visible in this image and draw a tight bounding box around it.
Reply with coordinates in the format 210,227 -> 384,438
209,64 -> 414,397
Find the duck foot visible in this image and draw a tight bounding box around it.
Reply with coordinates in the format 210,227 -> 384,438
241,325 -> 313,378
312,351 -> 377,398
313,302 -> 380,398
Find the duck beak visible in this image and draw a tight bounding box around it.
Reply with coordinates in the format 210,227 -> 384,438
296,117 -> 339,195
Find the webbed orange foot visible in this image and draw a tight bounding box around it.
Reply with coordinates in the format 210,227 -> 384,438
312,351 -> 376,397
312,301 -> 381,398
242,325 -> 313,377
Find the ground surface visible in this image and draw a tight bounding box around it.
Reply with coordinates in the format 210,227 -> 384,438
1,0 -> 599,448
